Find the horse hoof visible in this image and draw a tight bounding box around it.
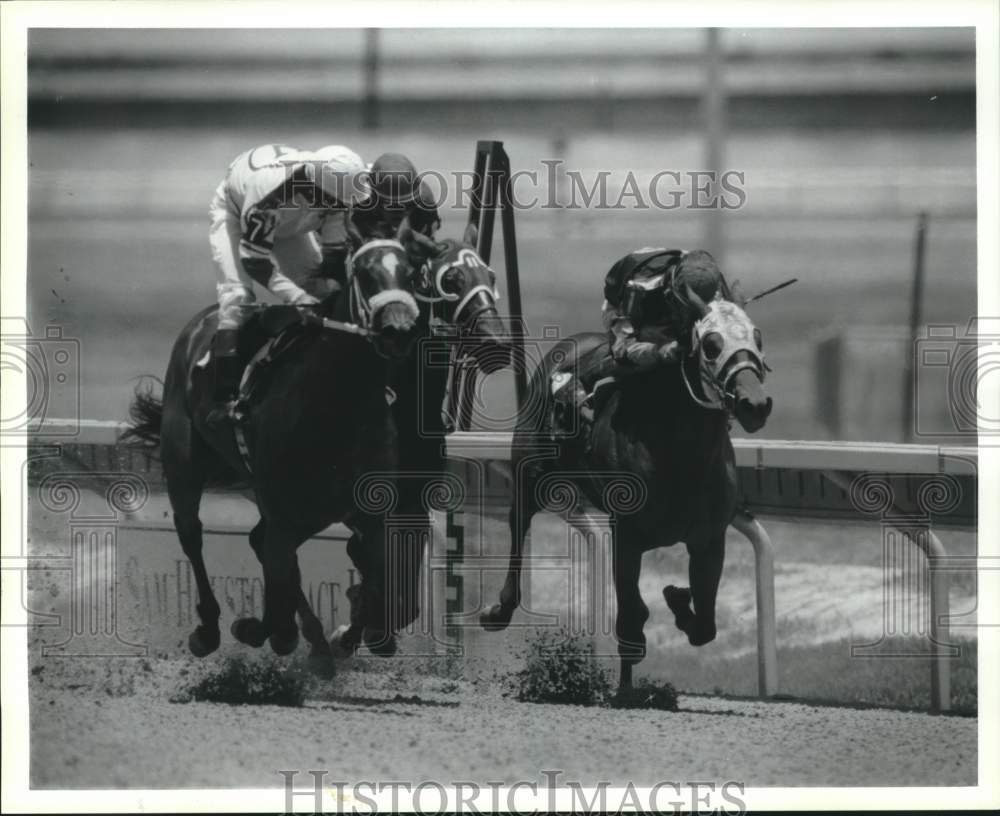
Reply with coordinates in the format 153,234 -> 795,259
480,604 -> 513,632
188,626 -> 220,657
329,625 -> 359,660
231,617 -> 268,648
663,585 -> 693,623
269,628 -> 300,656
363,629 -> 397,657
688,621 -> 717,647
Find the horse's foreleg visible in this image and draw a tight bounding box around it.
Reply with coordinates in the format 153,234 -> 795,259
338,516 -> 398,657
261,522 -> 302,655
353,515 -> 398,657
612,529 -> 649,689
297,589 -> 331,660
233,520 -> 301,654
247,520 -> 330,662
480,485 -> 535,632
388,515 -> 429,632
683,529 -> 725,646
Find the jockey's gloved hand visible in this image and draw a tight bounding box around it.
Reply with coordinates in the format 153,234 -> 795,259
657,340 -> 681,364
296,302 -> 325,331
610,320 -> 637,362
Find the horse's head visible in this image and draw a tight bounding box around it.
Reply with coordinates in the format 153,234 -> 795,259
684,285 -> 772,433
404,222 -> 513,374
347,238 -> 421,360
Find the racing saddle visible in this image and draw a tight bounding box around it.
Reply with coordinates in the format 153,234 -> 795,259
197,305 -> 319,426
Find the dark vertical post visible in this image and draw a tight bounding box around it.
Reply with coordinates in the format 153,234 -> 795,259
457,141 -> 527,428
362,28 -> 380,130
474,142 -> 498,264
455,144 -> 492,430
702,27 -> 727,264
498,149 -> 528,411
902,212 -> 929,442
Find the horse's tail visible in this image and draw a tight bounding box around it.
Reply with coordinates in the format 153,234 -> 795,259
120,377 -> 164,451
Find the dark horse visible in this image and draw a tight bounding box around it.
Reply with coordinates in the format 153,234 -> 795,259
325,222 -> 513,657
480,279 -> 772,686
127,239 -> 425,657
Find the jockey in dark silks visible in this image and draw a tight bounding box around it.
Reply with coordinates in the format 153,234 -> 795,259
351,152 -> 441,247
554,247 -> 726,425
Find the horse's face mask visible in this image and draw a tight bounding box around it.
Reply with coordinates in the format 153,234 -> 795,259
411,233 -> 512,374
690,299 -> 772,432
348,239 -> 420,360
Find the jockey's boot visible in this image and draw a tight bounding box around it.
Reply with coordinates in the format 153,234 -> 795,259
586,351 -> 625,419
205,328 -> 242,427
551,372 -> 593,437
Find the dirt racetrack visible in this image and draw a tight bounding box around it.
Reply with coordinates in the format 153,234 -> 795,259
22,484 -> 979,790
28,647 -> 976,789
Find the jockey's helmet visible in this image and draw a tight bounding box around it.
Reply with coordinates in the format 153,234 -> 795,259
369,152 -> 422,207
313,145 -> 370,207
675,250 -> 721,303
668,249 -> 723,335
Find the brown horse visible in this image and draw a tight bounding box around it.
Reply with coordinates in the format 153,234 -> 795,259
480,283 -> 772,687
126,238 -> 423,657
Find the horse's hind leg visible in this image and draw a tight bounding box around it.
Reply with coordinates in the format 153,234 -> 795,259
329,532 -> 366,658
665,529 -> 724,647
162,413 -> 220,657
296,587 -> 331,660
353,516 -> 401,658
480,474 -> 536,631
246,520 -> 331,661
612,528 -> 649,689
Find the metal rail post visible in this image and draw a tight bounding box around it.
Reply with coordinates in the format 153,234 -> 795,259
730,509 -> 779,697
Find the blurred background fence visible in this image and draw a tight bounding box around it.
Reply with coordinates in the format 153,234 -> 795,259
26,28 -> 977,442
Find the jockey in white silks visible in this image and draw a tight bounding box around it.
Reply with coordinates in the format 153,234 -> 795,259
206,143 -> 369,423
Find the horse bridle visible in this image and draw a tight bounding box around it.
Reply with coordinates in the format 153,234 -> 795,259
681,304 -> 767,414
681,347 -> 761,413
413,246 -> 501,334
319,239 -> 419,340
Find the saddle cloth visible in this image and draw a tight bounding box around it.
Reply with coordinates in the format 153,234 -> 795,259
549,337 -> 615,439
